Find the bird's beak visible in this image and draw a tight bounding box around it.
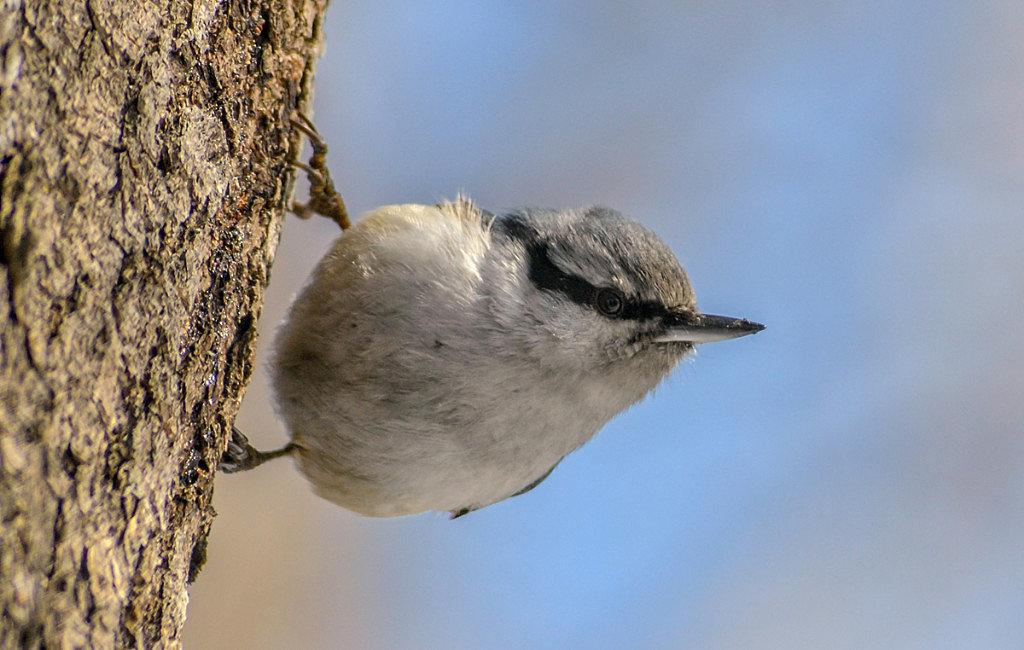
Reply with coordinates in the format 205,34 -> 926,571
652,312 -> 765,344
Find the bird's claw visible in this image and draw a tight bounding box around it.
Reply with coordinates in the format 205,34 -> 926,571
289,114 -> 350,230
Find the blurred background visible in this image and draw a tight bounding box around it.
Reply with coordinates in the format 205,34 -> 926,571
184,2 -> 1024,648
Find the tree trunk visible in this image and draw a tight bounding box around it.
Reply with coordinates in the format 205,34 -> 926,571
0,0 -> 325,646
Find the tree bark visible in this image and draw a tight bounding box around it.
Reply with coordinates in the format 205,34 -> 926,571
0,0 -> 325,646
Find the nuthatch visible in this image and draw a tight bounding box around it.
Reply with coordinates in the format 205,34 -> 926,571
222,118 -> 763,518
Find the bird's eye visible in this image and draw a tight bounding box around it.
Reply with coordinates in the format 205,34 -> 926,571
595,288 -> 625,317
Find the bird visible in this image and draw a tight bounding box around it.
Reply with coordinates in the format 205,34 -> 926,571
222,194 -> 763,518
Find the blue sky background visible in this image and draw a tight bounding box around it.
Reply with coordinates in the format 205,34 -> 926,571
186,3 -> 1024,648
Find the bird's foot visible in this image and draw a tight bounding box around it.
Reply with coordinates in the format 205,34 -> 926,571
289,113 -> 350,230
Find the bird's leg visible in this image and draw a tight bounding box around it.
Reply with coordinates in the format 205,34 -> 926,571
220,426 -> 298,473
289,113 -> 351,230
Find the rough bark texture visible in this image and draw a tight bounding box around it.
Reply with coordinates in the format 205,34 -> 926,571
0,0 -> 326,646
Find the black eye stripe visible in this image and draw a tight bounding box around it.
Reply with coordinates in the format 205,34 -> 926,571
498,214 -> 670,322
527,242 -> 598,306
